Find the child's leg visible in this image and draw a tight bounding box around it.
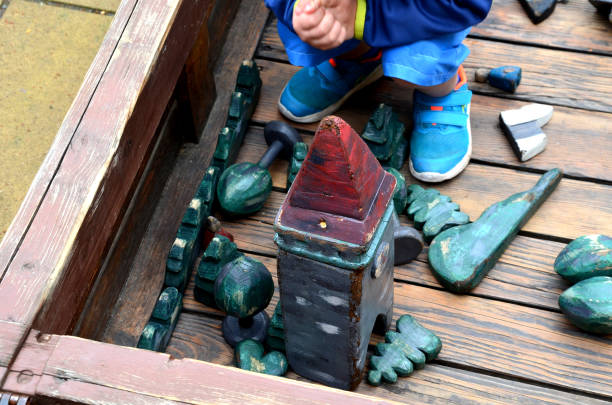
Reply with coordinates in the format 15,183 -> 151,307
381,28 -> 473,183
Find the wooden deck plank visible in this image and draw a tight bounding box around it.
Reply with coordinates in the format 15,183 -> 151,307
234,126 -> 612,242
252,59 -> 612,182
175,253 -> 612,399
99,0 -> 270,346
257,23 -> 612,113
472,0 -> 612,55
168,313 -> 610,405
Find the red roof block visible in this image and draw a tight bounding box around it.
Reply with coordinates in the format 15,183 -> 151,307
277,116 -> 396,248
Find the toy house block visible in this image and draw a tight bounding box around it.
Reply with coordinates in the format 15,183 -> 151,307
274,116 -> 397,390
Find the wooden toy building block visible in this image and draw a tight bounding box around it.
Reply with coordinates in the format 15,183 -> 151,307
274,116 -> 397,390
287,142 -> 308,189
212,60 -> 262,172
236,339 -> 288,376
518,0 -> 556,24
215,255 -> 275,347
475,66 -> 522,93
554,235 -> 612,284
137,287 -> 182,351
165,166 -> 220,291
361,104 -> 408,170
194,235 -> 242,308
429,169 -> 562,293
589,0 -> 612,22
405,185 -> 470,243
368,315 -> 442,386
265,302 -> 286,352
385,167 -> 408,214
217,121 -> 302,215
559,276 -> 612,334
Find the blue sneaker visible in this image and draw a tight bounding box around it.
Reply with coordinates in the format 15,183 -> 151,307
279,51 -> 383,123
410,68 -> 472,182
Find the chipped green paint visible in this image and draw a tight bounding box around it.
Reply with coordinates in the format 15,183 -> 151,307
559,276 -> 612,334
423,210 -> 469,244
137,287 -> 182,351
194,235 -> 242,308
265,302 -> 285,352
555,235 -> 612,284
214,255 -> 274,318
286,142 -> 308,189
217,161 -> 272,215
165,225 -> 198,291
385,167 -> 407,214
212,60 -> 261,171
361,104 -> 408,170
406,190 -> 443,219
236,339 -> 288,376
429,169 -> 562,293
368,314 -> 441,386
406,186 -> 469,243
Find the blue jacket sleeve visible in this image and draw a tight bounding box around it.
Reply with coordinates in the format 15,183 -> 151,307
265,0 -> 298,32
362,0 -> 492,47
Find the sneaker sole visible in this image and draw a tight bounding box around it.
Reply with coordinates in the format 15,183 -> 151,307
278,65 -> 384,124
409,105 -> 472,183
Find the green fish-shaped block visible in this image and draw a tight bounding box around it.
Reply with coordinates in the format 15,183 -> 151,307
559,276 -> 612,334
555,235 -> 612,284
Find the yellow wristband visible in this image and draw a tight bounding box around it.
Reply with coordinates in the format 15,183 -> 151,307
354,0 -> 367,40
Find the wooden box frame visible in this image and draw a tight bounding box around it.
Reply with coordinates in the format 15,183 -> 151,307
0,0 -> 396,403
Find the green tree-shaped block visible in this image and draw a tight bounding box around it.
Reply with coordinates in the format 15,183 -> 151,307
287,142 -> 308,189
265,302 -> 285,352
236,339 -> 288,376
361,104 -> 407,170
368,314 -> 442,386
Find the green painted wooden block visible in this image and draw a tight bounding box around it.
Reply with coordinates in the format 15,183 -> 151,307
423,210 -> 469,244
406,191 -> 446,219
236,339 -> 288,376
265,302 -> 285,352
385,167 -> 407,214
559,276 -> 612,334
361,104 -> 407,170
555,235 -> 612,284
368,314 -> 441,386
182,166 -> 219,228
137,287 -> 182,351
429,169 -> 562,293
407,184 -> 426,205
414,201 -> 459,230
217,162 -> 272,215
165,224 -> 199,291
194,235 -> 242,308
214,255 -> 274,319
212,60 -> 261,171
286,142 -> 308,189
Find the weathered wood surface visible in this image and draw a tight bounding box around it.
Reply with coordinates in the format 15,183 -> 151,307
258,25 -> 612,113
0,0 -> 139,283
4,332 -> 400,405
471,0 -> 612,55
252,60 -> 612,182
0,0 -> 221,346
169,311 -> 611,404
100,0 -> 270,345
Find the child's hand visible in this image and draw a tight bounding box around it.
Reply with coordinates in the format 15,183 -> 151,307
293,0 -> 357,50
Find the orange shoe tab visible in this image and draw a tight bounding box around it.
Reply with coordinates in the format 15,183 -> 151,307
430,106 -> 443,111
455,65 -> 467,91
